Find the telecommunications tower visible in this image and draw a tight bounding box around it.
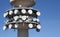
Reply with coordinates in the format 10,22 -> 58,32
3,0 -> 41,37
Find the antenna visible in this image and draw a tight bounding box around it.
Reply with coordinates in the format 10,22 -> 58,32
3,0 -> 41,37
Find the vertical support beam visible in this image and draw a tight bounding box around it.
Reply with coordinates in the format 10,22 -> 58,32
18,29 -> 28,37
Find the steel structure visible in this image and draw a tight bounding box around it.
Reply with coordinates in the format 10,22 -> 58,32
3,0 -> 41,37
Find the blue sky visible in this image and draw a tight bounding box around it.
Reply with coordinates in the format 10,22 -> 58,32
0,0 -> 60,37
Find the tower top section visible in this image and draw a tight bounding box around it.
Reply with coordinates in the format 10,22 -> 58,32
10,0 -> 35,7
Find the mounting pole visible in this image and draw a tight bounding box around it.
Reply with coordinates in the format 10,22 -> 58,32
18,29 -> 28,37
17,22 -> 29,37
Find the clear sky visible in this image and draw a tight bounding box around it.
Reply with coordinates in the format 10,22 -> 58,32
0,0 -> 60,37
